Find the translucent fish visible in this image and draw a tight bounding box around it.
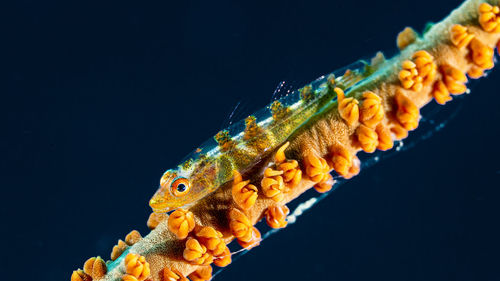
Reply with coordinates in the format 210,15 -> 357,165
149,56 -> 376,213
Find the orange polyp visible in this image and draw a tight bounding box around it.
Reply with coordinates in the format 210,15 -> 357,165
412,50 -> 437,85
399,60 -> 422,91
168,209 -> 195,240
264,167 -> 284,177
71,270 -> 91,281
228,208 -> 254,243
469,38 -> 495,71
111,240 -> 128,261
124,253 -> 151,281
432,80 -> 452,104
122,274 -> 138,281
468,65 -> 485,79
335,87 -> 359,126
330,144 -> 353,177
238,226 -> 261,250
279,160 -> 302,186
261,169 -> 286,202
450,24 -> 475,49
395,91 -> 419,131
360,91 -> 384,128
441,64 -> 468,94
183,238 -> 214,266
213,247 -> 232,267
147,212 -> 167,230
125,230 -> 142,246
188,266 -> 213,281
399,51 -> 436,91
375,123 -> 394,151
314,173 -> 335,193
479,3 -> 500,33
83,256 -> 107,279
265,205 -> 290,229
232,170 -> 258,210
356,124 -> 378,153
304,153 -> 330,183
275,141 -> 290,163
163,267 -> 188,281
397,27 -> 417,50
195,226 -> 226,256
390,124 -> 409,140
344,155 -> 361,179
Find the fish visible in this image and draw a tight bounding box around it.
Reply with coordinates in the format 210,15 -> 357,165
148,58 -> 375,213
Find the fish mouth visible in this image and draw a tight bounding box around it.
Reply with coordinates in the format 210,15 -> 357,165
149,197 -> 172,214
151,206 -> 172,213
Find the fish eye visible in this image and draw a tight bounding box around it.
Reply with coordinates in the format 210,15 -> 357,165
171,177 -> 190,197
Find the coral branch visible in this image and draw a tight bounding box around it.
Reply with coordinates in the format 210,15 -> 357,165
73,1 -> 500,280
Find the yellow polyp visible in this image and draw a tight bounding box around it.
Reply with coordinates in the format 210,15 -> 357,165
304,153 -> 330,183
440,64 -> 468,95
122,274 -> 138,281
314,173 -> 335,193
189,266 -> 213,281
111,240 -> 128,261
147,211 -> 167,230
469,38 -> 495,71
228,208 -> 254,243
450,24 -> 475,49
83,256 -> 107,279
275,141 -> 290,163
232,171 -> 258,210
397,27 -> 417,50
265,205 -> 290,229
168,208 -> 195,240
125,230 -> 142,246
356,124 -> 378,153
374,123 -> 393,151
390,124 -> 409,140
183,238 -> 214,266
278,159 -> 302,187
432,80 -> 452,105
270,100 -> 289,121
479,3 -> 500,33
124,253 -> 151,281
335,87 -> 359,126
71,270 -> 92,281
395,91 -> 419,131
238,226 -> 261,250
261,170 -> 286,202
214,130 -> 236,152
163,267 -> 188,281
360,91 -> 384,128
330,144 -> 353,177
196,226 -> 226,256
213,247 -> 232,267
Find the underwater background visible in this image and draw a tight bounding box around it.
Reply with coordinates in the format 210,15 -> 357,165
3,0 -> 500,280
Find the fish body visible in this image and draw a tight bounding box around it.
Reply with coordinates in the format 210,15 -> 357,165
149,59 -> 372,213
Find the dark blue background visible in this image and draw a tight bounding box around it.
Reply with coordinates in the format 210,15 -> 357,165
3,0 -> 500,280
